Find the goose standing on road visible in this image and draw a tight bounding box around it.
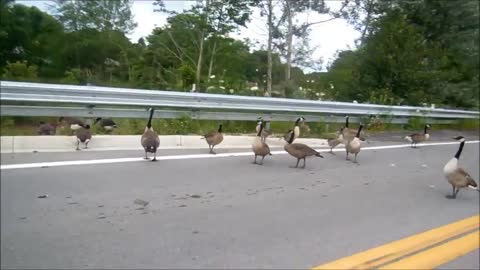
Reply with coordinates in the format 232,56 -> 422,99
141,108 -> 160,161
405,124 -> 431,148
252,120 -> 272,165
255,117 -> 272,142
327,127 -> 344,154
94,117 -> 117,132
284,124 -> 323,169
282,117 -> 305,143
346,124 -> 364,163
75,124 -> 92,150
443,136 -> 478,199
203,124 -> 224,154
342,115 -> 361,142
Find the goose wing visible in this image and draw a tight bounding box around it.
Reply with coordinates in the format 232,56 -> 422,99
457,168 -> 478,187
290,143 -> 318,155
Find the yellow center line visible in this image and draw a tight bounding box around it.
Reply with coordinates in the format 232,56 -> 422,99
312,215 -> 480,270
378,230 -> 480,270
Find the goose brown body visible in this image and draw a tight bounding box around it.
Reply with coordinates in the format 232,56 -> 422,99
443,136 -> 478,199
405,125 -> 430,147
204,124 -> 224,154
252,121 -> 272,165
141,108 -> 160,161
284,121 -> 323,168
59,117 -> 85,131
75,125 -> 92,150
38,122 -> 56,135
345,124 -> 363,163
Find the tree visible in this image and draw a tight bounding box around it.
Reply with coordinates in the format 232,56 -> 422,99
49,0 -> 137,33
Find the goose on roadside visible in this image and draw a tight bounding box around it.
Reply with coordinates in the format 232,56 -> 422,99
405,124 -> 431,148
203,124 -> 224,154
59,117 -> 85,131
255,117 -> 272,141
284,124 -> 323,169
141,108 -> 160,161
443,136 -> 478,199
75,124 -> 92,150
282,117 -> 305,143
94,117 -> 117,132
327,127 -> 344,154
342,115 -> 362,142
346,124 -> 364,163
38,121 -> 56,135
252,120 -> 272,165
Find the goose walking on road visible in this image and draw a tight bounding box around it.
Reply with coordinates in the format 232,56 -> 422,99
405,124 -> 431,148
252,120 -> 272,165
203,124 -> 224,154
443,136 -> 478,199
284,122 -> 323,169
346,124 -> 364,163
75,124 -> 92,150
141,108 -> 160,161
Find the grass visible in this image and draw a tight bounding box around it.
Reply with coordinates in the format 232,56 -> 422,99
1,116 -> 478,137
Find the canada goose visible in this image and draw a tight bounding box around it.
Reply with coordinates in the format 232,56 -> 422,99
405,124 -> 431,148
443,136 -> 478,199
252,121 -> 272,165
255,117 -> 272,141
94,117 -> 117,132
38,121 -> 56,135
282,117 -> 305,143
342,115 -> 363,142
141,108 -> 160,161
75,124 -> 92,150
203,124 -> 224,154
59,117 -> 85,131
284,125 -> 323,169
346,124 -> 364,163
327,127 -> 344,154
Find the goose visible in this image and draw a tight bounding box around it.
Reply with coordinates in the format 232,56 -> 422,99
284,124 -> 323,169
59,117 -> 85,131
282,117 -> 305,143
141,108 -> 160,161
345,124 -> 364,163
203,124 -> 224,154
38,121 -> 56,135
443,136 -> 478,199
75,124 -> 92,150
405,124 -> 430,148
255,117 -> 272,141
94,117 -> 117,132
327,127 -> 344,154
252,120 -> 272,165
342,115 -> 362,142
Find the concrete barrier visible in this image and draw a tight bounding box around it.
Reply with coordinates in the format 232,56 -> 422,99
0,135 -> 329,153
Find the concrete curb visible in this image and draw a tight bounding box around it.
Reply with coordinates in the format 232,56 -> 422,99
0,135 -> 330,153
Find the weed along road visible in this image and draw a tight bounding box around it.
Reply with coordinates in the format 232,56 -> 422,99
1,140 -> 479,269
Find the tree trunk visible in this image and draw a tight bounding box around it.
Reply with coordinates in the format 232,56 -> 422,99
195,32 -> 204,90
195,0 -> 210,92
285,0 -> 293,83
207,39 -> 217,82
266,0 -> 273,97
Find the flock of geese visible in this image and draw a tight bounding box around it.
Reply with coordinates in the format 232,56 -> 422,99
47,108 -> 478,199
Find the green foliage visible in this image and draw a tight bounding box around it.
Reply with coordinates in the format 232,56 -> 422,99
406,117 -> 427,130
2,60 -> 38,81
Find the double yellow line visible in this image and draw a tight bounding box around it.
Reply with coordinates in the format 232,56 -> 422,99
312,215 -> 479,269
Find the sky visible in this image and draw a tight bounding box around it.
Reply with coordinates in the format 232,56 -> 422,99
17,0 -> 360,71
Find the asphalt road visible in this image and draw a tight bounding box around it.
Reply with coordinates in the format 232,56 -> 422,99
1,139 -> 479,269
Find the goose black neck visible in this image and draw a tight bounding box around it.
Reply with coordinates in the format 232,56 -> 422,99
218,124 -> 223,132
287,131 -> 295,144
424,125 -> 428,134
295,118 -> 301,126
345,116 -> 349,128
257,122 -> 264,137
454,141 -> 464,159
147,109 -> 154,128
355,125 -> 363,138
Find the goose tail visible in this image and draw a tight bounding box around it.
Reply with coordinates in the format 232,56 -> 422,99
404,136 -> 412,142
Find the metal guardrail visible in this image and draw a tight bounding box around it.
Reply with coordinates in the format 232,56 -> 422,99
1,81 -> 478,122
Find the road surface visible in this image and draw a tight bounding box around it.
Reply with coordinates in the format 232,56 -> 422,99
1,138 -> 479,269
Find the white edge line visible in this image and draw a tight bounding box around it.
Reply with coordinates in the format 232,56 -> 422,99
1,141 -> 479,170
